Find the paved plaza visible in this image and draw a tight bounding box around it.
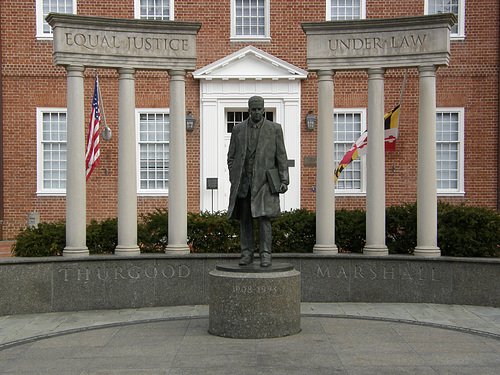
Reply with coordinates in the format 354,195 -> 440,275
1,303 -> 499,374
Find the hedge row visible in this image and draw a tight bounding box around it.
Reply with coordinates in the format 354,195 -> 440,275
11,203 -> 500,257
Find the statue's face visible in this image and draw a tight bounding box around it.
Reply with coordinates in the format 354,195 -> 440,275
248,102 -> 265,123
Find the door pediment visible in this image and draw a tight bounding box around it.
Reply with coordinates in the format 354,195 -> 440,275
193,46 -> 308,81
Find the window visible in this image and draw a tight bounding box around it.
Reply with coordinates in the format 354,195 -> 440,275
226,110 -> 273,133
36,0 -> 76,39
334,109 -> 366,194
37,109 -> 67,195
327,0 -> 365,21
136,110 -> 170,195
135,0 -> 174,20
425,0 -> 465,39
436,108 -> 464,195
231,0 -> 270,41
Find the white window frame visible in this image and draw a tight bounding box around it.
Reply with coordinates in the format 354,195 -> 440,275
334,108 -> 367,196
425,0 -> 465,40
136,108 -> 170,196
327,0 -> 366,21
436,107 -> 465,196
134,0 -> 174,20
230,0 -> 271,42
36,0 -> 77,40
36,108 -> 67,196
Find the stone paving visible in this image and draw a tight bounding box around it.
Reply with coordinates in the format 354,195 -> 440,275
1,303 -> 499,374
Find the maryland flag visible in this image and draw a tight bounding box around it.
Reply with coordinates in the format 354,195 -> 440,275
384,104 -> 400,151
334,104 -> 400,184
334,131 -> 368,184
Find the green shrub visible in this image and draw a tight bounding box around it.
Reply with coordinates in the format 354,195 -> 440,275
86,218 -> 118,254
386,202 -> 417,255
11,221 -> 66,257
188,211 -> 240,253
438,202 -> 500,257
272,209 -> 316,253
335,208 -> 366,253
138,208 -> 168,253
10,204 -> 500,258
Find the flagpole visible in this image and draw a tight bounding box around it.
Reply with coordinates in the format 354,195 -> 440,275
399,68 -> 408,106
397,69 -> 408,129
95,70 -> 107,131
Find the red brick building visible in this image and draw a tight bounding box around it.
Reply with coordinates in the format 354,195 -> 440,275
0,0 -> 498,240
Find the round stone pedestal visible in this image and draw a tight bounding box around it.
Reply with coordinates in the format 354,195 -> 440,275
208,263 -> 301,339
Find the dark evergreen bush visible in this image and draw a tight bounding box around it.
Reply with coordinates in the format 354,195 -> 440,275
10,204 -> 500,257
335,208 -> 366,253
386,202 -> 417,254
137,208 -> 169,253
188,211 -> 240,253
11,221 -> 66,257
86,218 -> 118,254
438,202 -> 500,257
271,209 -> 316,253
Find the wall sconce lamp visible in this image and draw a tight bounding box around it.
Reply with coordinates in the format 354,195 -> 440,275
186,111 -> 196,131
305,110 -> 317,131
102,124 -> 112,141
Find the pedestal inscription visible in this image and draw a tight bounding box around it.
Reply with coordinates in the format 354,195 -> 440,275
209,263 -> 301,339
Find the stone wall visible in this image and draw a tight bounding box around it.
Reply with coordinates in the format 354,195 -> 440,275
1,254 -> 498,315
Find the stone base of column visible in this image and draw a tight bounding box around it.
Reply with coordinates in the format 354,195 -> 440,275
414,246 -> 441,257
165,244 -> 190,255
209,263 -> 301,339
313,244 -> 338,254
115,246 -> 140,256
62,247 -> 89,257
363,245 -> 389,256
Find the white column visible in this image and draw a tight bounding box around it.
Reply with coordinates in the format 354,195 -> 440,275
313,70 -> 338,254
63,65 -> 89,257
115,68 -> 140,256
364,68 -> 388,256
166,70 -> 190,254
415,65 -> 441,257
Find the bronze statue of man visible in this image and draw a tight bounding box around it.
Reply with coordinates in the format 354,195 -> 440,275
227,96 -> 289,267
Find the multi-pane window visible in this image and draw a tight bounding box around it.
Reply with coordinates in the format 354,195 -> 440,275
226,110 -> 273,133
334,110 -> 366,192
425,0 -> 464,38
436,109 -> 464,194
36,0 -> 76,39
232,0 -> 270,40
37,109 -> 67,194
328,0 -> 365,21
137,111 -> 170,194
135,0 -> 173,20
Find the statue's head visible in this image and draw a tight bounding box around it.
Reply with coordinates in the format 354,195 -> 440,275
248,96 -> 265,123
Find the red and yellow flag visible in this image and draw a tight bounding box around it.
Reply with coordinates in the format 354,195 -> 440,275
334,104 -> 400,184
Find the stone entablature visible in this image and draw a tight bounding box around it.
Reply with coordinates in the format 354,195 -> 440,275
302,14 -> 456,70
46,13 -> 201,70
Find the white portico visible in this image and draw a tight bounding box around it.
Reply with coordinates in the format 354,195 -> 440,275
193,46 -> 308,214
47,14 -> 201,257
302,14 -> 456,257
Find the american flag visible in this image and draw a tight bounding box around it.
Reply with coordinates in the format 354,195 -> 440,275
85,74 -> 101,180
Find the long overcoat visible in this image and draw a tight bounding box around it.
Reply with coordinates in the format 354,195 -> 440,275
227,118 -> 289,220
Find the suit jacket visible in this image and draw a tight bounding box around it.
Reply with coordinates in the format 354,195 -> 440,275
227,118 -> 289,220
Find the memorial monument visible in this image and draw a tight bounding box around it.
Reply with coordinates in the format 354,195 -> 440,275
209,96 -> 300,339
226,96 -> 289,267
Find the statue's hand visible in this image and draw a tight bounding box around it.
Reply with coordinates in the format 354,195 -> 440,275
280,183 -> 288,193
